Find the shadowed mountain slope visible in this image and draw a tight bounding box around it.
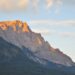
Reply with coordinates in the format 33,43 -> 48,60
0,37 -> 75,75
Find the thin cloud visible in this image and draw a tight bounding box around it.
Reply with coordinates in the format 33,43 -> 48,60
46,0 -> 62,14
0,0 -> 30,12
32,0 -> 39,12
55,0 -> 62,14
17,0 -> 29,9
29,20 -> 75,37
32,29 -> 50,34
46,0 -> 53,9
0,0 -> 74,15
63,0 -> 75,6
0,0 -> 13,12
0,0 -> 62,13
31,27 -> 75,38
59,32 -> 75,37
0,0 -> 39,12
32,28 -> 55,35
29,20 -> 75,27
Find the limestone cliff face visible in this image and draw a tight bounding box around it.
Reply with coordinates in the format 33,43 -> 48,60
0,20 -> 74,66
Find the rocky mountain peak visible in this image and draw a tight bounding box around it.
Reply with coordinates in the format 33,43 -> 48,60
0,20 -> 31,32
0,20 -> 74,67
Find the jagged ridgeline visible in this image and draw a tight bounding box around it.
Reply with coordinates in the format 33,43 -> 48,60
0,20 -> 75,75
0,20 -> 31,32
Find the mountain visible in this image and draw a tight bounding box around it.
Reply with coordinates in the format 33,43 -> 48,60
0,20 -> 74,66
0,20 -> 75,75
0,37 -> 75,75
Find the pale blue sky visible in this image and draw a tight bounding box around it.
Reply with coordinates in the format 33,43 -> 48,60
0,0 -> 75,61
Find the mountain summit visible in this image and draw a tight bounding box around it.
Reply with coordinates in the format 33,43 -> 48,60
0,20 -> 31,32
0,20 -> 74,67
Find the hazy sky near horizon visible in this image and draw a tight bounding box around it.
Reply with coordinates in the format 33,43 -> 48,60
0,0 -> 75,61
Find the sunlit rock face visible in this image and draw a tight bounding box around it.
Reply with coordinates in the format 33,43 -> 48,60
0,20 -> 74,66
0,20 -> 30,32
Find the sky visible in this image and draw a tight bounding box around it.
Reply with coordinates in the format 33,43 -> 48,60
0,0 -> 75,62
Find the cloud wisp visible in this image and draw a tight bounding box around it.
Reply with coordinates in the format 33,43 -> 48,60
0,0 -> 62,13
59,32 -> 75,37
29,20 -> 75,27
32,0 -> 39,12
46,0 -> 53,9
32,29 -> 50,34
45,0 -> 62,14
0,0 -> 30,12
29,19 -> 75,38
0,0 -> 74,14
32,28 -> 75,38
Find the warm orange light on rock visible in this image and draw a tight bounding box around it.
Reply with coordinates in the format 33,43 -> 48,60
0,20 -> 30,32
22,22 -> 30,32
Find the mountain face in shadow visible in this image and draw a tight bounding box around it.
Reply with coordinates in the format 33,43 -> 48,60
0,37 -> 75,75
0,20 -> 75,75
